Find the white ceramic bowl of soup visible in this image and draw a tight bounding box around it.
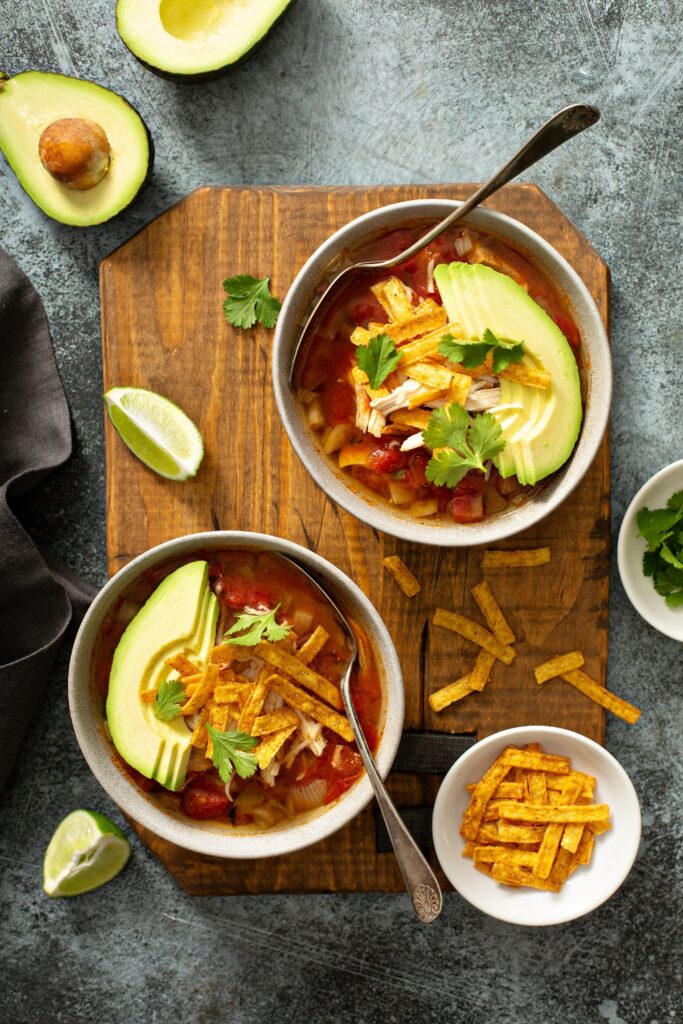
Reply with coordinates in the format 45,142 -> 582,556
69,531 -> 404,858
273,200 -> 611,546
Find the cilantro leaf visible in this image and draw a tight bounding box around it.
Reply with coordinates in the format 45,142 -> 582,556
222,274 -> 281,330
153,679 -> 186,722
355,334 -> 401,389
636,506 -> 680,550
206,727 -> 259,782
439,334 -> 491,369
667,490 -> 683,513
224,603 -> 292,647
660,543 -> 683,570
423,405 -> 505,489
637,494 -> 683,610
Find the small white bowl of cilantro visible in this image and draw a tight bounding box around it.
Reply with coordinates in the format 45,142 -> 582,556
618,459 -> 683,641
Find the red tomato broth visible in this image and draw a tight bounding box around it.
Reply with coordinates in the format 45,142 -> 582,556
93,548 -> 384,829
297,221 -> 582,525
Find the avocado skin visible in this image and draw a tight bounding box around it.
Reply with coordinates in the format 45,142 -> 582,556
0,71 -> 155,227
115,0 -> 298,83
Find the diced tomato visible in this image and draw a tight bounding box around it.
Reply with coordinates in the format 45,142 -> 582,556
330,744 -> 364,777
404,451 -> 429,489
123,763 -> 158,792
450,493 -> 484,523
350,298 -> 385,326
320,381 -> 355,425
454,469 -> 487,496
367,442 -> 408,475
220,574 -> 272,609
325,778 -> 354,804
182,779 -> 229,820
552,312 -> 581,347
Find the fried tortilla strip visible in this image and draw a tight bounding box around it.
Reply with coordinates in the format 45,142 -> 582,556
462,841 -> 476,859
350,299 -> 447,347
474,823 -> 501,845
389,408 -> 432,430
236,679 -> 269,735
576,827 -> 596,864
370,277 -> 413,320
180,664 -> 219,715
399,324 -> 460,364
433,608 -> 516,665
560,822 -> 585,854
534,651 -> 585,684
497,821 -> 546,844
483,799 -> 511,821
404,361 -> 454,391
254,642 -> 342,710
546,770 -> 595,798
492,861 -> 561,892
165,653 -> 201,676
494,801 -> 610,824
533,778 -> 582,879
471,580 -> 516,645
254,724 -> 298,769
190,705 -> 210,748
252,708 -> 300,736
559,669 -> 641,724
481,547 -> 551,568
209,643 -> 238,665
446,371 -> 473,407
141,689 -> 157,704
588,819 -> 612,836
499,363 -> 551,390
501,748 -> 570,774
527,771 -> 548,805
296,625 -> 330,666
467,781 -> 524,800
428,649 -> 495,711
206,703 -> 230,758
213,681 -> 253,705
469,649 -> 497,689
267,674 -> 353,742
460,753 -> 511,840
474,861 -> 494,878
382,555 -> 421,597
473,846 -> 538,868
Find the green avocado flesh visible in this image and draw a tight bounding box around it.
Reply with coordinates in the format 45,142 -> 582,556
0,71 -> 151,226
106,561 -> 218,791
116,0 -> 296,80
433,262 -> 583,486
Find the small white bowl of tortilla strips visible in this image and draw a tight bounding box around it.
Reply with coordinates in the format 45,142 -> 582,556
432,725 -> 641,926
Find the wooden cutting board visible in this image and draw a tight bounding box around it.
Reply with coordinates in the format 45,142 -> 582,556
100,184 -> 610,894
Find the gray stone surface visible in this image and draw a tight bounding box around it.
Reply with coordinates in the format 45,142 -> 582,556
1,1 -> 682,1021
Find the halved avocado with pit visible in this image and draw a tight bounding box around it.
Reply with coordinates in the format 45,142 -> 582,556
0,71 -> 153,227
116,0 -> 297,82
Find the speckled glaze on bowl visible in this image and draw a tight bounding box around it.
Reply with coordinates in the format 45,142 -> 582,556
68,531 -> 404,859
273,200 -> 611,546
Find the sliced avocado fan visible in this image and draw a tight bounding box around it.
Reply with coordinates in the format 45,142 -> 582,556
0,71 -> 152,226
434,262 -> 583,486
116,0 -> 297,81
106,561 -> 218,791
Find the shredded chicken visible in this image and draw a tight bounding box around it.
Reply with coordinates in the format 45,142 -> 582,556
370,378 -> 427,415
400,431 -> 425,452
465,387 -> 502,411
367,408 -> 387,437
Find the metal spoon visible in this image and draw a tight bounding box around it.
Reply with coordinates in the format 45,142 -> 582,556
272,551 -> 443,923
289,102 -> 600,383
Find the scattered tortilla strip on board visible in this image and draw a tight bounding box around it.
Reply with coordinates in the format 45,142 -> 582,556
254,724 -> 298,770
180,664 -> 219,715
433,608 -> 516,664
428,649 -> 495,712
382,555 -> 421,597
534,651 -> 585,684
165,653 -> 201,676
370,277 -> 413,320
267,674 -> 353,742
481,548 -> 551,568
296,625 -> 330,666
471,581 -> 516,645
559,669 -> 641,724
254,642 -> 342,710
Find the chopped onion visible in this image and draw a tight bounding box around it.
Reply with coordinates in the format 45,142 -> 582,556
426,256 -> 436,294
289,779 -> 328,812
400,432 -> 425,452
454,231 -> 473,256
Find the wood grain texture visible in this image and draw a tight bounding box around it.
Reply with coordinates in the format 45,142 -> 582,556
100,183 -> 610,895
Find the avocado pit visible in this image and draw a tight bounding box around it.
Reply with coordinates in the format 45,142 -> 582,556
38,117 -> 111,190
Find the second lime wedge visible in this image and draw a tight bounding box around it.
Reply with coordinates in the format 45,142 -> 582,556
104,386 -> 204,481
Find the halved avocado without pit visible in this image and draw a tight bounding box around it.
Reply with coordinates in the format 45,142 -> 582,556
116,0 -> 298,82
0,71 -> 153,226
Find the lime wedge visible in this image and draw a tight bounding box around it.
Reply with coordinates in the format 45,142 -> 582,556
104,386 -> 204,481
43,810 -> 131,898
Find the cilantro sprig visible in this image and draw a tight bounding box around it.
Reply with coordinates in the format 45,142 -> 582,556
222,274 -> 281,329
355,334 -> 401,389
224,603 -> 293,647
423,403 -> 506,489
206,727 -> 259,782
637,490 -> 683,608
439,327 -> 525,374
153,679 -> 186,722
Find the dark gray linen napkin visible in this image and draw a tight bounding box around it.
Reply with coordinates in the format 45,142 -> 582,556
0,249 -> 95,791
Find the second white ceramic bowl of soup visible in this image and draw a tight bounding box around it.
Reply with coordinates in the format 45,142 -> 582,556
272,200 -> 611,546
68,531 -> 404,858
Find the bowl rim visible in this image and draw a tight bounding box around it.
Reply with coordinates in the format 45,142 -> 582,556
617,458 -> 683,641
273,198 -> 611,547
68,530 -> 404,858
431,724 -> 641,926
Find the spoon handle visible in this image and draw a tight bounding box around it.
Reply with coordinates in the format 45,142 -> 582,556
379,103 -> 600,269
342,670 -> 443,923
